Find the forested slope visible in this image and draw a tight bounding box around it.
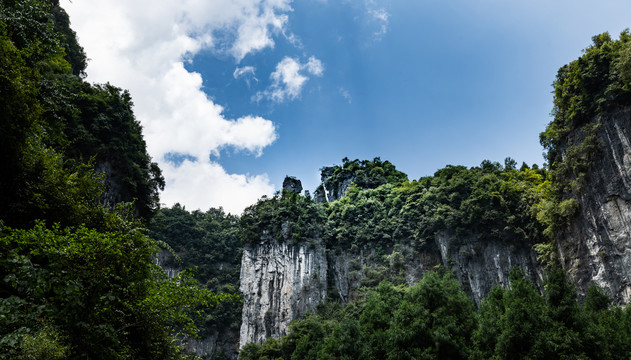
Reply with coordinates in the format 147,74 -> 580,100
0,1 -> 218,358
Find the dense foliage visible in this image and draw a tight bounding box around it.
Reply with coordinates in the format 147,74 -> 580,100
324,158 -> 547,251
241,268 -> 631,360
0,1 -> 219,358
541,30 -> 631,163
0,214 -> 222,359
320,157 -> 408,192
0,0 -> 164,227
149,205 -> 243,344
240,191 -> 326,245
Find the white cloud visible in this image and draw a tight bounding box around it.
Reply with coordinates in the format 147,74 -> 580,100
339,87 -> 352,104
61,0 -> 292,213
368,7 -> 389,40
234,66 -> 257,79
283,31 -> 304,49
160,160 -> 275,215
233,66 -> 258,87
255,56 -> 324,102
305,56 -> 324,76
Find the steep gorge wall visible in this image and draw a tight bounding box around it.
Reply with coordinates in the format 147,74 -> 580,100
239,232 -> 543,347
437,234 -> 544,304
239,111 -> 631,346
558,108 -> 631,303
239,237 -> 328,346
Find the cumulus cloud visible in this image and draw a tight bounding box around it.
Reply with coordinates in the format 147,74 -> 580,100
255,56 -> 324,102
160,160 -> 275,215
61,0 -> 292,213
305,56 -> 325,76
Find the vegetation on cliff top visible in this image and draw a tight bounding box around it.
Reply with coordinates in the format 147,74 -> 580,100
541,30 -> 631,165
0,0 -> 164,228
241,158 -> 548,255
318,157 -> 409,194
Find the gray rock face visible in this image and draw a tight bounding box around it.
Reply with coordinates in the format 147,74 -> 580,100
96,161 -> 121,208
239,236 -> 327,347
238,231 -> 546,347
557,108 -> 631,303
436,233 -> 544,305
181,331 -> 238,360
282,176 -> 303,194
154,249 -> 180,279
326,236 -> 543,307
314,167 -> 356,203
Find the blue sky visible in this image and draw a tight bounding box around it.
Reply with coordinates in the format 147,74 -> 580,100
64,0 -> 631,213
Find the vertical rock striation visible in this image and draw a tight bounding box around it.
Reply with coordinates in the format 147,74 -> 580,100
436,233 -> 544,305
557,109 -> 631,303
239,237 -> 327,347
239,232 -> 545,348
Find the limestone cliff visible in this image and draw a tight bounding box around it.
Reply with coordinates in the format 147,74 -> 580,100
239,230 -> 544,347
314,167 -> 355,203
436,233 -> 544,304
239,236 -> 327,347
238,112 -> 631,344
239,164 -> 547,346
557,108 -> 631,303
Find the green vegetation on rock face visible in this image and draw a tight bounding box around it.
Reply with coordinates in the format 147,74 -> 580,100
241,268 -> 631,360
324,157 -> 408,190
238,158 -> 549,300
538,31 -> 631,249
541,30 -> 631,161
325,159 -> 547,251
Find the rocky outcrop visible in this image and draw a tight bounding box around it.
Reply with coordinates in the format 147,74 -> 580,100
314,167 -> 355,203
154,249 -> 180,279
96,161 -> 123,209
557,108 -> 631,303
239,236 -> 328,347
325,236 -> 543,307
282,176 -> 303,194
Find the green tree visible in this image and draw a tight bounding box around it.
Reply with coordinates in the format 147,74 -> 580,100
359,282 -> 403,360
387,271 -> 476,360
